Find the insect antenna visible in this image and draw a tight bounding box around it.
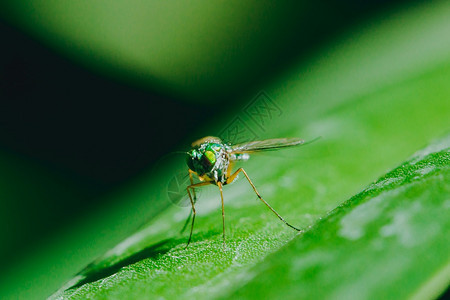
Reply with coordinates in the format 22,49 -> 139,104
302,136 -> 322,146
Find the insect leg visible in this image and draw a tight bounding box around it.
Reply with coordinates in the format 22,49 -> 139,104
226,168 -> 300,231
186,181 -> 212,248
217,182 -> 226,249
180,210 -> 192,234
188,169 -> 198,201
180,170 -> 198,233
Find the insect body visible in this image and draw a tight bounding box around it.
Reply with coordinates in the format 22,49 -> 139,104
185,136 -> 305,248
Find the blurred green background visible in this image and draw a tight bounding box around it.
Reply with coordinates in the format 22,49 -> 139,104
0,0 -> 449,299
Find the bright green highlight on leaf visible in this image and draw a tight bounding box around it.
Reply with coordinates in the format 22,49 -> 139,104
0,1 -> 317,101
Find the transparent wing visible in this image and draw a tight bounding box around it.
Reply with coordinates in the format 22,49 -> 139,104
231,137 -> 305,153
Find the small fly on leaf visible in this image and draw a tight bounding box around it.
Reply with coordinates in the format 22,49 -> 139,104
184,136 -> 311,249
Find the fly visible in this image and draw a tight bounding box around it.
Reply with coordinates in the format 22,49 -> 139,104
184,136 -> 308,249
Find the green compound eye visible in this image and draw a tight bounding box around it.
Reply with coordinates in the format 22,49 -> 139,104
204,150 -> 216,164
198,150 -> 216,173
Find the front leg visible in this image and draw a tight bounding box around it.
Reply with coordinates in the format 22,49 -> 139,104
188,169 -> 198,201
217,182 -> 226,250
185,181 -> 213,248
180,170 -> 200,233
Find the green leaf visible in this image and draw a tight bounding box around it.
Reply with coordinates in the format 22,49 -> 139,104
51,136 -> 450,299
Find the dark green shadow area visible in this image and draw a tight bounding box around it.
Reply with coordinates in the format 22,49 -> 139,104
63,227 -> 223,292
66,239 -> 172,290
